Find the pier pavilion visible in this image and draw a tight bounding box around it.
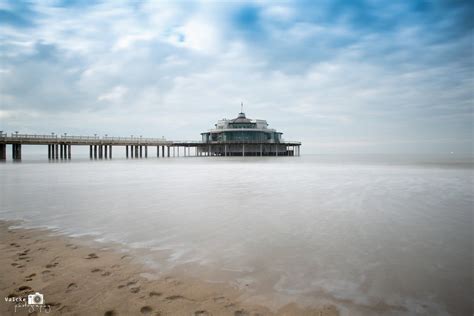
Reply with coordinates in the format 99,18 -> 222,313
198,109 -> 301,156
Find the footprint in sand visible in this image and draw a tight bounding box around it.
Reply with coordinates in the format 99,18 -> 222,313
104,310 -> 117,316
24,273 -> 36,281
101,271 -> 111,276
65,243 -> 78,249
118,280 -> 138,290
41,270 -> 54,281
164,277 -> 182,286
85,253 -> 99,259
66,283 -> 78,293
45,262 -> 59,268
165,295 -> 189,301
194,311 -> 210,316
130,287 -> 140,293
140,306 -> 153,315
91,268 -> 102,273
149,291 -> 162,298
17,285 -> 33,295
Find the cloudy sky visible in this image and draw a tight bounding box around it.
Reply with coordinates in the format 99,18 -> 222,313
1,0 -> 472,154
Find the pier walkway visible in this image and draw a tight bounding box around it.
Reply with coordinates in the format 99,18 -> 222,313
0,133 -> 301,160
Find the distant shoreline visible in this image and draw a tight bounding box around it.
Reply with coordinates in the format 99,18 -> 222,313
0,220 -> 339,316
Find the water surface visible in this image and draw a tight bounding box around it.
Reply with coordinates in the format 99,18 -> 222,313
0,154 -> 472,315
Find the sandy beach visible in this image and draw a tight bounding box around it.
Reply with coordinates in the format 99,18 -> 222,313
0,221 -> 339,316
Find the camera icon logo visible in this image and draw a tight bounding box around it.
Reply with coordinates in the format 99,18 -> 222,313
27,292 -> 44,305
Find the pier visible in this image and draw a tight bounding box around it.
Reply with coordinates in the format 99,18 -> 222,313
0,132 -> 301,161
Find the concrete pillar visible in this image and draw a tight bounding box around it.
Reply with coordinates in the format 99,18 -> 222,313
167,146 -> 170,157
177,146 -> 180,157
145,146 -> 148,158
242,144 -> 245,157
60,144 -> 64,159
11,144 -> 16,160
99,145 -> 103,159
48,144 -> 51,160
55,144 -> 59,159
104,145 -> 108,159
157,146 -> 160,157
126,146 -> 129,158
109,145 -> 112,159
0,143 -> 5,160
90,145 -> 93,159
140,146 -> 143,158
51,144 -> 55,160
162,146 -> 165,158
94,145 -> 97,159
135,145 -> 139,158
12,144 -> 21,160
68,144 -> 71,159
173,146 -> 175,157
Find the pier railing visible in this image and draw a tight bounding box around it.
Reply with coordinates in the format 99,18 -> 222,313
0,133 -> 172,145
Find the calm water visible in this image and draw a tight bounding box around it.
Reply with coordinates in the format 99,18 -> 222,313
0,155 -> 472,315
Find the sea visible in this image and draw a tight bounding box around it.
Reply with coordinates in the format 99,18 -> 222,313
0,151 -> 472,315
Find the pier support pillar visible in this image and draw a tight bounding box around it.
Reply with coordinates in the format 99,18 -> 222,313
109,145 -> 112,159
140,146 -> 143,158
173,147 -> 175,157
162,146 -> 165,158
51,144 -> 55,160
135,146 -> 138,158
145,146 -> 148,158
157,146 -> 159,157
12,144 -> 21,160
94,145 -> 97,159
60,144 -> 64,159
68,144 -> 71,159
90,145 -> 93,159
126,145 -> 129,158
47,144 -> 51,160
167,146 -> 170,157
104,145 -> 108,159
0,143 -> 5,160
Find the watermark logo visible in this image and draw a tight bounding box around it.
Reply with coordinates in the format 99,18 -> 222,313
5,292 -> 52,313
28,292 -> 44,305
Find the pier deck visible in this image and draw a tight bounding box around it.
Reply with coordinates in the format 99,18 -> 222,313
0,133 -> 301,160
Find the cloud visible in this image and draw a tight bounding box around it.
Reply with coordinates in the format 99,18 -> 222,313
0,0 -> 472,154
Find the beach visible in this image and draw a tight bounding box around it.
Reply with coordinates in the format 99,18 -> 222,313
0,220 -> 339,316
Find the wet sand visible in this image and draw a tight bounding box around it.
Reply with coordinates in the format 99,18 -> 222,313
0,221 -> 339,316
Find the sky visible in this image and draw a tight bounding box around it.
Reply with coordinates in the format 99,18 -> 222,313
0,0 -> 472,154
